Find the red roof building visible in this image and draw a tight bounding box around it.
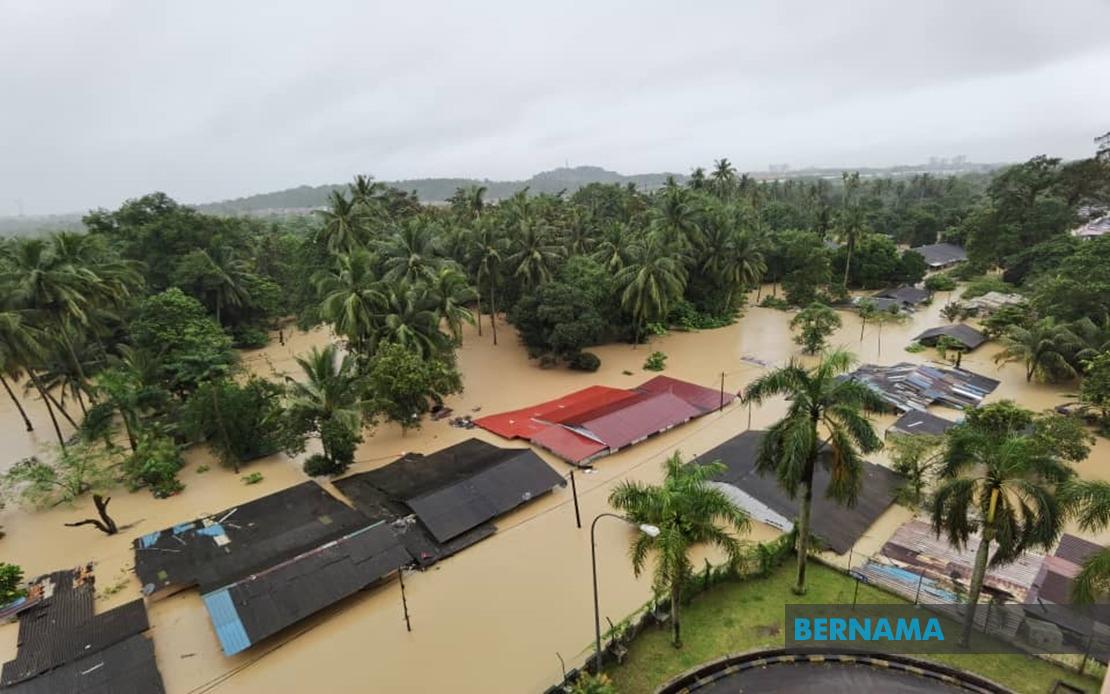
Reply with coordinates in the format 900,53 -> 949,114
476,377 -> 726,466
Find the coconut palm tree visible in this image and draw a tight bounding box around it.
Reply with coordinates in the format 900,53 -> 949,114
710,158 -> 737,199
614,239 -> 687,344
930,402 -> 1082,646
286,344 -> 369,465
466,220 -> 507,342
592,222 -> 634,274
0,308 -> 41,432
507,220 -> 562,291
650,184 -> 699,249
316,190 -> 366,254
1060,480 -> 1110,604
376,284 -> 450,359
1,236 -> 112,413
834,205 -> 868,289
994,317 -> 1082,382
449,185 -> 487,222
315,249 -> 386,354
609,452 -> 750,648
379,219 -> 442,284
427,265 -> 476,344
741,349 -> 885,594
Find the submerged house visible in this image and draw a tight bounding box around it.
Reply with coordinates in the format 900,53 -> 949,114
872,286 -> 932,310
887,409 -> 956,437
913,324 -> 988,351
335,439 -> 564,566
476,376 -> 730,466
133,482 -> 413,657
842,362 -> 999,412
910,242 -> 967,269
1,566 -> 165,693
692,430 -> 900,554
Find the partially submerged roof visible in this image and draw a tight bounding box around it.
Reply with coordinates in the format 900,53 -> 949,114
133,481 -> 370,597
476,377 -> 726,465
910,242 -> 967,267
964,291 -> 1024,314
887,410 -> 956,437
843,362 -> 999,412
913,324 -> 988,350
3,633 -> 164,694
873,286 -> 931,306
693,430 -> 900,554
474,385 -> 635,439
202,522 -> 411,656
1,567 -> 163,692
335,439 -> 563,554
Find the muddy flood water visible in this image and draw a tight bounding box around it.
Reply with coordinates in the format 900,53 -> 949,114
1,286 -> 1107,693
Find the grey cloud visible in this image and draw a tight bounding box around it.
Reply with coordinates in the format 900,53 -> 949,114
1,0 -> 1108,214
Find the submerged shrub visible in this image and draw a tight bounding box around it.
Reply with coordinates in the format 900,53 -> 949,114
568,351 -> 601,372
643,351 -> 667,371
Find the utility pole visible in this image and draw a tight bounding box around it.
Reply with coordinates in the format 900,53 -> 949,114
399,568 -> 412,632
569,470 -> 582,529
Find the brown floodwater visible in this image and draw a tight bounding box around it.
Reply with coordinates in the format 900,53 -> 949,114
1,287 -> 1107,693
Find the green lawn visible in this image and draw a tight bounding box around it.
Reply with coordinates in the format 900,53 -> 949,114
606,561 -> 1101,694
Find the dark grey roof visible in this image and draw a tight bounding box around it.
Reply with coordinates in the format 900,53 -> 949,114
873,286 -> 931,305
336,439 -> 564,546
1,568 -> 162,693
3,634 -> 164,694
856,297 -> 902,313
913,324 -> 988,350
133,481 -> 370,596
693,430 -> 901,554
910,243 -> 968,267
204,522 -> 412,656
888,410 -> 955,437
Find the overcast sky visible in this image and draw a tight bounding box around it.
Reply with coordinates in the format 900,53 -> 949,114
2,0 -> 1109,215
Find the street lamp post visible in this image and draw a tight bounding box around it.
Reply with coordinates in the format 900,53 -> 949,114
591,513 -> 660,673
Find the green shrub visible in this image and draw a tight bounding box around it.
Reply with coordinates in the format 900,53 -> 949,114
924,274 -> 957,292
643,351 -> 667,371
241,472 -> 264,485
303,453 -> 342,477
0,564 -> 25,605
568,351 -> 601,372
123,433 -> 184,498
961,275 -> 1014,300
904,341 -> 926,353
232,326 -> 269,349
759,295 -> 791,310
569,672 -> 616,694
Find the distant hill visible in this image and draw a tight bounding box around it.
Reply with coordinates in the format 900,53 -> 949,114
195,166 -> 684,214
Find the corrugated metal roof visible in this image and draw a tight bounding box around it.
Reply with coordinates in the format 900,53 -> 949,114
910,243 -> 967,267
1055,533 -> 1102,566
887,410 -> 955,437
203,589 -> 252,656
636,375 -> 733,413
474,386 -> 635,438
580,392 -> 701,451
530,425 -> 608,463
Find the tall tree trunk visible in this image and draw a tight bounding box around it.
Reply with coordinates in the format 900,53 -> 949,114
64,494 -> 118,535
30,372 -> 65,448
794,478 -> 814,594
794,446 -> 818,595
877,320 -> 883,357
859,318 -> 866,342
475,288 -> 483,337
2,374 -> 33,431
44,388 -> 79,429
490,277 -> 498,346
670,581 -> 682,648
212,385 -> 237,472
57,321 -> 89,408
843,245 -> 853,289
120,408 -> 138,452
960,489 -> 998,647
